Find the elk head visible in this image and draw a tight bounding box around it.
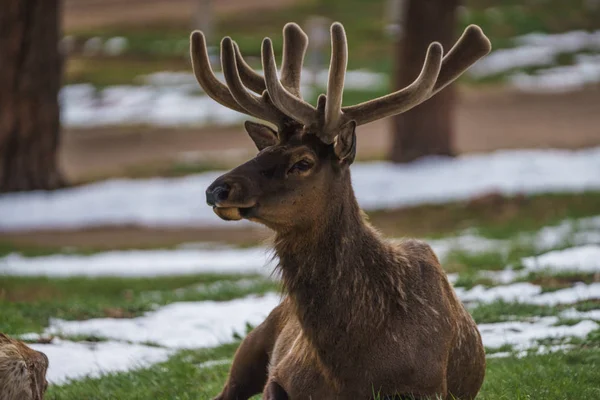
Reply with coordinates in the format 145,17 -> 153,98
192,22 -> 490,231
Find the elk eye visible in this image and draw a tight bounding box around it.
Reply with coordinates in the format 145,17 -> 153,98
288,159 -> 313,174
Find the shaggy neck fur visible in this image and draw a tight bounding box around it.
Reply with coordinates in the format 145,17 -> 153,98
273,171 -> 409,372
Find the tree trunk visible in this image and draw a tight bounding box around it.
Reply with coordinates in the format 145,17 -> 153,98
0,0 -> 64,193
390,0 -> 459,163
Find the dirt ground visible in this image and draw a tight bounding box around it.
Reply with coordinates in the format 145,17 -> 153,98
61,86 -> 600,183
63,0 -> 299,31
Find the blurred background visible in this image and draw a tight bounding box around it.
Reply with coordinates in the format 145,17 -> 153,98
1,1 -> 600,398
2,0 -> 600,191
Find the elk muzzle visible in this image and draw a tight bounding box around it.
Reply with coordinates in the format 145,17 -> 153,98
206,168 -> 260,221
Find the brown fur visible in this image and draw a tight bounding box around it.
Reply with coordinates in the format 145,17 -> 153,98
207,124 -> 485,400
196,21 -> 490,400
0,334 -> 49,400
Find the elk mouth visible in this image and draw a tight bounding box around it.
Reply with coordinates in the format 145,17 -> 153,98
212,205 -> 257,221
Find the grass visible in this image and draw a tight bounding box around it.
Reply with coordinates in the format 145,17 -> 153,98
0,274 -> 278,335
62,0 -> 600,87
45,342 -> 241,400
369,191 -> 600,240
479,349 -> 600,399
469,301 -> 559,324
65,56 -> 190,88
1,186 -> 598,397
43,346 -> 600,399
526,271 -> 599,291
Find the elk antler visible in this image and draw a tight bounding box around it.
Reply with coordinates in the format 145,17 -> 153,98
190,23 -> 311,129
190,22 -> 491,142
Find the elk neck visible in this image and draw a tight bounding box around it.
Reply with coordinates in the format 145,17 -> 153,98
273,171 -> 408,353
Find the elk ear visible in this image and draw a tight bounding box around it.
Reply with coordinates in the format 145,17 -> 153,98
333,120 -> 357,165
244,121 -> 278,150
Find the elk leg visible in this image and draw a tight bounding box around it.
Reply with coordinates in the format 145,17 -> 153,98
213,304 -> 285,400
263,380 -> 289,400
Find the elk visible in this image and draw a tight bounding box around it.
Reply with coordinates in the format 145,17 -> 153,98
0,334 -> 49,400
192,21 -> 491,399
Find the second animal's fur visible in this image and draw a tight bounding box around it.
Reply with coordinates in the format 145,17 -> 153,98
0,333 -> 49,400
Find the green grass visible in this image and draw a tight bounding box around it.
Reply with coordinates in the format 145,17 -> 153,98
369,191 -> 600,240
446,249 -> 510,274
2,190 -> 597,397
0,274 -> 279,335
469,301 -> 559,324
63,0 -> 600,87
44,345 -> 600,399
0,241 -> 89,258
45,342 -> 241,400
479,349 -> 600,399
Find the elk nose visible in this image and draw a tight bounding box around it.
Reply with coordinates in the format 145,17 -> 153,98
206,183 -> 230,207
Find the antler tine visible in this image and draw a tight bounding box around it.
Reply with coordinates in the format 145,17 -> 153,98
233,42 -> 266,94
342,42 -> 443,126
262,37 -> 316,127
190,31 -> 247,114
428,25 -> 492,99
281,23 -> 309,97
322,22 -> 348,143
221,37 -> 287,126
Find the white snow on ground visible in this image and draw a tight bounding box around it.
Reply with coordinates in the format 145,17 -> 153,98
139,70 -> 387,92
469,30 -> 600,78
516,31 -> 600,53
522,244 -> 600,274
456,282 -> 600,306
510,54 -> 600,93
28,339 -> 172,385
426,234 -> 506,262
532,215 -> 600,250
456,282 -> 541,304
2,146 -> 600,231
479,317 -> 598,350
46,294 -> 281,349
62,69 -> 386,128
560,308 -> 600,320
0,247 -> 275,277
468,30 -> 600,92
532,283 -> 600,306
61,84 -> 246,128
2,216 -> 599,278
27,292 -> 599,383
469,45 -> 557,78
487,344 -> 575,359
197,359 -> 231,369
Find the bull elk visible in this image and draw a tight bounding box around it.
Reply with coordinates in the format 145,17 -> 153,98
192,21 -> 491,399
0,334 -> 49,400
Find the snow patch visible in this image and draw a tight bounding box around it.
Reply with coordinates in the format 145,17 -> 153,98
62,69 -> 386,128
522,245 -> 600,274
469,30 -> 600,78
2,147 -> 600,231
479,318 -> 597,350
456,282 -> 600,305
486,344 -> 574,359
0,247 -> 274,277
28,339 -> 172,385
45,294 -> 281,349
197,359 -> 231,369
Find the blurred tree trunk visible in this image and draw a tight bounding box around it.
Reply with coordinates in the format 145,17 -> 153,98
390,0 -> 459,163
0,0 -> 64,193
